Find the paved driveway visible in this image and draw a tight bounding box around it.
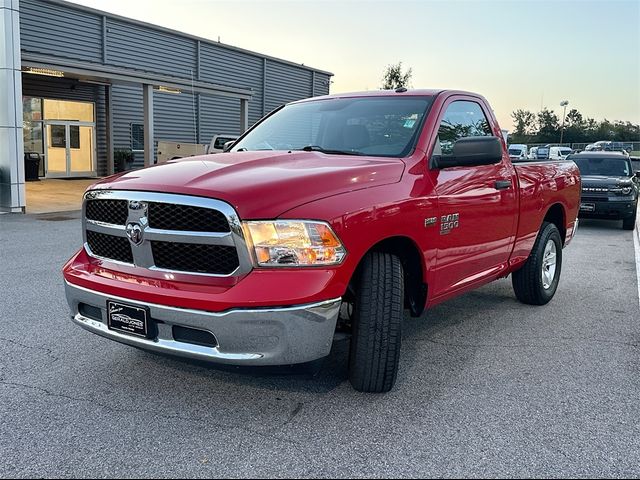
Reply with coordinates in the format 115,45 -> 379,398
1,212 -> 639,478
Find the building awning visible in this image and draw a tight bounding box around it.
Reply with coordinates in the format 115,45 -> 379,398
21,54 -> 253,100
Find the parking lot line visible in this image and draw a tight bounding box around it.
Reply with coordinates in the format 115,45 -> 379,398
635,214 -> 640,308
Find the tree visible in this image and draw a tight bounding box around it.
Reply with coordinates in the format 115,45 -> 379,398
510,106 -> 639,145
537,109 -> 560,143
510,109 -> 536,140
563,109 -> 586,143
381,62 -> 412,90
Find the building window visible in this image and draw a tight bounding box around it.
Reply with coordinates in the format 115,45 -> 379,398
131,123 -> 144,151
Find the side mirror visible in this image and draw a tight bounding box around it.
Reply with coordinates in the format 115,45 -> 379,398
433,136 -> 503,169
222,140 -> 235,153
634,171 -> 640,179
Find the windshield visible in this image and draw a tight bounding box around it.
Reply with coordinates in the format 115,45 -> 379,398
509,148 -> 523,155
573,157 -> 631,176
231,96 -> 433,157
559,149 -> 572,156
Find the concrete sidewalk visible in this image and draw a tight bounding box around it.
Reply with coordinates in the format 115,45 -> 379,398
25,178 -> 98,214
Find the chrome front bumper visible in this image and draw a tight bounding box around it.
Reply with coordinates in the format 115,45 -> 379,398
65,281 -> 341,366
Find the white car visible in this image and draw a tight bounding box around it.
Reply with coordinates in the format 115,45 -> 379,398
508,144 -> 528,160
549,146 -> 573,160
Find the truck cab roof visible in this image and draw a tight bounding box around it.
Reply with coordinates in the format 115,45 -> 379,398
292,89 -> 486,105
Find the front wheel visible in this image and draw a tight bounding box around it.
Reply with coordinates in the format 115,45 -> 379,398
348,252 -> 404,393
512,222 -> 563,305
622,208 -> 636,230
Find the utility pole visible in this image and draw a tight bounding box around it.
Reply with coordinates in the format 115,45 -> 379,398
559,100 -> 569,145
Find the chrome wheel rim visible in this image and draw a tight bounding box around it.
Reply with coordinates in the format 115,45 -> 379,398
541,239 -> 557,289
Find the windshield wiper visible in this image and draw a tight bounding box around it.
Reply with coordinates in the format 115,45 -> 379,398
300,145 -> 364,156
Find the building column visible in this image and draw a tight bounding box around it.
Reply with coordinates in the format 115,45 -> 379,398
142,83 -> 154,167
240,99 -> 249,134
0,0 -> 25,213
105,84 -> 114,175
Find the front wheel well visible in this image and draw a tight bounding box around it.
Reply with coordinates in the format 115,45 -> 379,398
347,236 -> 427,317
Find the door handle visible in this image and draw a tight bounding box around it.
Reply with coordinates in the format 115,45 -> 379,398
494,180 -> 512,190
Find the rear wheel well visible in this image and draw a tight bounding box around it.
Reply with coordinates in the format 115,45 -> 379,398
543,204 -> 566,245
348,237 -> 427,317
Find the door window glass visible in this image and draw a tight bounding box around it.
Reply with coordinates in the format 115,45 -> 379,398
69,125 -> 80,149
50,125 -> 66,148
437,101 -> 492,155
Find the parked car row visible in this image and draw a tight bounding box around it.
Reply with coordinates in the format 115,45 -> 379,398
585,140 -> 633,154
508,140 -> 636,162
508,144 -> 574,161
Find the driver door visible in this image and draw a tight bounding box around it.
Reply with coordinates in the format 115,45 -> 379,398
428,98 -> 518,298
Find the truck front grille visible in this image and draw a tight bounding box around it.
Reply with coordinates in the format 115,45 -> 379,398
83,191 -> 252,278
86,230 -> 133,264
151,241 -> 239,275
147,203 -> 230,232
86,199 -> 128,225
582,186 -> 609,198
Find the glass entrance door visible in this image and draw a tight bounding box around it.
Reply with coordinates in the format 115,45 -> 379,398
45,122 -> 96,178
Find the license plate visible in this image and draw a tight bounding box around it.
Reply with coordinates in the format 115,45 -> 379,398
107,301 -> 149,338
580,203 -> 595,212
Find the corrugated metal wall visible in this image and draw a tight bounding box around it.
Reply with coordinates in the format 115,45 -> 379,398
264,61 -> 314,114
200,95 -> 241,141
20,0 -> 332,172
106,18 -> 196,78
111,85 -> 144,167
199,44 -> 264,125
20,0 -> 103,63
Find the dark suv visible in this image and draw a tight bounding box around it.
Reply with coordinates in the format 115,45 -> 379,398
570,152 -> 639,230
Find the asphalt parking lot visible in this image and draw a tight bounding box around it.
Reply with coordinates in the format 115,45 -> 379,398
1,212 -> 639,478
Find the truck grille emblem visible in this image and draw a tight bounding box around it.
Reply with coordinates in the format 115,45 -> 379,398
126,223 -> 144,245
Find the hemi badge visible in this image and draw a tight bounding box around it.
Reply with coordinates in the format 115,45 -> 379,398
424,217 -> 437,227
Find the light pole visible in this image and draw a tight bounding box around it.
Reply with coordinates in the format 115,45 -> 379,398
559,100 -> 569,145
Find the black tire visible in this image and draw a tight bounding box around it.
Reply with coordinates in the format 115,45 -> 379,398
512,222 -> 563,305
348,252 -> 404,393
622,208 -> 636,230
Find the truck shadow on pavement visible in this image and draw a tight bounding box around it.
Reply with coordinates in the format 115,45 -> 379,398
122,281 -> 520,396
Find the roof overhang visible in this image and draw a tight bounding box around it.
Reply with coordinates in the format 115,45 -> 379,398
21,53 -> 253,100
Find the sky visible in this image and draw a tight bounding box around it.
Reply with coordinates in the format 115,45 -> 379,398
67,0 -> 640,130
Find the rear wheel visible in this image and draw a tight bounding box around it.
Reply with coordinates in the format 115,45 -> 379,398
512,222 -> 563,305
348,252 -> 403,393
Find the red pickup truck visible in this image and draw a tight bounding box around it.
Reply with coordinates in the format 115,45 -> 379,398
63,89 -> 580,392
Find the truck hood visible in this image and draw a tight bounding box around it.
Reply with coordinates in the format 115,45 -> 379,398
90,151 -> 405,218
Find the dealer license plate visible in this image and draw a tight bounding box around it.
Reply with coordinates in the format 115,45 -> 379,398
107,301 -> 149,338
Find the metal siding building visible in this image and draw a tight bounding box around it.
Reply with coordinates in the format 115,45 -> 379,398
0,0 -> 332,212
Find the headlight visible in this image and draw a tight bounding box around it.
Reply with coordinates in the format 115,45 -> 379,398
244,220 -> 346,267
622,186 -> 633,195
